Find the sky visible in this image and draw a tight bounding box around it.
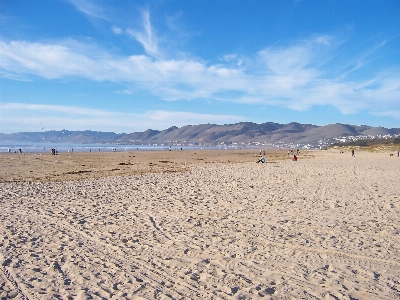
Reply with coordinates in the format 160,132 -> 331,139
1,0 -> 399,134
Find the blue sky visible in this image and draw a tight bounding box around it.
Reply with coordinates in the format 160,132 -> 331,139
1,0 -> 399,134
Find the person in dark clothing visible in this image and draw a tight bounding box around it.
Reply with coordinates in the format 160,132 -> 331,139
256,157 -> 265,163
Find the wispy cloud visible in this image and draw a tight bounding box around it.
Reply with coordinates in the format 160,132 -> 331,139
68,0 -> 109,21
112,25 -> 122,35
0,40 -> 103,80
0,103 -> 242,134
126,9 -> 160,58
0,103 -> 111,116
1,5 -> 399,123
372,110 -> 400,120
143,110 -> 240,124
1,36 -> 399,113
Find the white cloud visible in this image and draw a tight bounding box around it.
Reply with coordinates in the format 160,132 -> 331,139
0,103 -> 243,134
112,25 -> 122,35
0,40 -> 101,80
68,0 -> 108,21
372,110 -> 400,120
1,27 -> 399,121
116,89 -> 133,95
0,103 -> 111,116
143,110 -> 240,124
126,9 -> 160,58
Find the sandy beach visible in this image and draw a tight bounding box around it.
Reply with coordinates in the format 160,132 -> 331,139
1,149 -> 399,299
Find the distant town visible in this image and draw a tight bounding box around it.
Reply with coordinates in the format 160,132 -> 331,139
170,132 -> 400,151
1,122 -> 399,151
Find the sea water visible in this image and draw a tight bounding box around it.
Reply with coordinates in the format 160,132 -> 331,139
0,142 -> 237,153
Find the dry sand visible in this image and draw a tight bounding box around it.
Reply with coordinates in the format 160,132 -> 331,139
0,149 -> 399,299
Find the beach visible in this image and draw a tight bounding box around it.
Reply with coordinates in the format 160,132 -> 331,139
1,150 -> 399,299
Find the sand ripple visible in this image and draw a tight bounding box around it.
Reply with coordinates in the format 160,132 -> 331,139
1,152 -> 399,299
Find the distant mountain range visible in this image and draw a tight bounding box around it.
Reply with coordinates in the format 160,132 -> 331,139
1,122 -> 400,146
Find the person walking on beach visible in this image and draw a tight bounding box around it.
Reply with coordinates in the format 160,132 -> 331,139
351,149 -> 355,157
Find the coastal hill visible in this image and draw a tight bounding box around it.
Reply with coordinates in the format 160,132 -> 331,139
1,122 -> 399,146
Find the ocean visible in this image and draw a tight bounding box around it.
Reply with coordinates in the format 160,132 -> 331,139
0,142 -> 238,153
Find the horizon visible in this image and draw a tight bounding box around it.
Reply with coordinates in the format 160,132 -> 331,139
2,121 -> 399,136
1,0 -> 400,134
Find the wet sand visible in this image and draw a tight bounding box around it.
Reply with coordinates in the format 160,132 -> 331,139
0,149 -> 297,183
1,150 -> 399,299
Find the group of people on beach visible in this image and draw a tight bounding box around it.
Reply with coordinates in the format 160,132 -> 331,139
287,149 -> 300,156
7,148 -> 22,154
256,149 -> 298,163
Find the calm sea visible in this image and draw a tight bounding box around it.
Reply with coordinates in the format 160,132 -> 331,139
0,142 -> 238,153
